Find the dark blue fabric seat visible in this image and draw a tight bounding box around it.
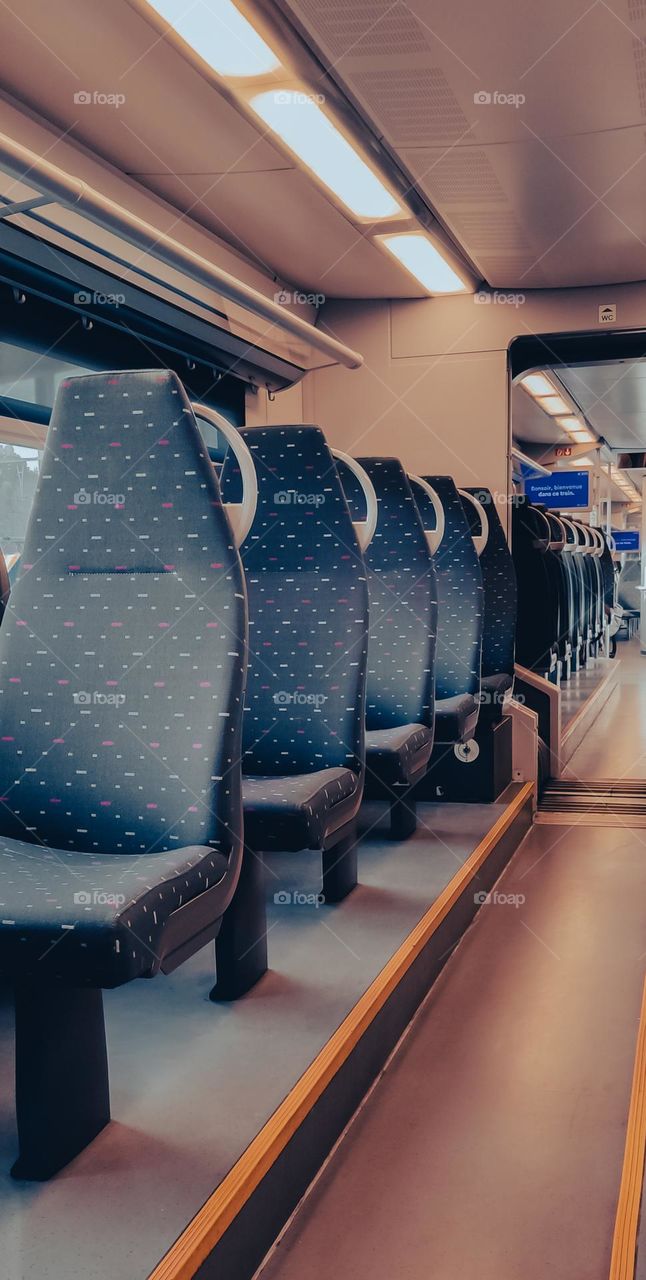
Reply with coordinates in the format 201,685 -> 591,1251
463,487 -> 517,718
220,425 -> 369,897
418,476 -> 483,744
0,369 -> 249,1178
342,457 -> 437,837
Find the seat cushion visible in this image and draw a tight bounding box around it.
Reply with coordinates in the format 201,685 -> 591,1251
0,838 -> 229,987
365,724 -> 433,790
434,693 -> 479,745
243,768 -> 360,852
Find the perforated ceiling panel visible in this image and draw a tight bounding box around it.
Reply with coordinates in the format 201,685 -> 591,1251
350,68 -> 469,146
286,0 -> 430,59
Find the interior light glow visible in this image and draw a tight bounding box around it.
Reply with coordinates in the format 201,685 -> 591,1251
250,90 -> 402,220
536,394 -> 570,415
377,232 -> 468,294
520,374 -> 556,398
557,416 -> 583,433
569,429 -> 595,443
146,0 -> 281,77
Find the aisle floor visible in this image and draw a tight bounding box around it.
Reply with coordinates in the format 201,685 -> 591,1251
260,821 -> 646,1280
565,639 -> 646,778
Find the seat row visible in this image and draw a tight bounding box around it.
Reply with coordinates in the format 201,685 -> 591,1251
512,498 -> 615,680
0,369 -> 517,1179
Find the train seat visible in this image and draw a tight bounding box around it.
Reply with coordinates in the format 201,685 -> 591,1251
0,369 -> 250,1179
462,487 -> 517,717
347,457 -> 437,839
416,475 -> 484,744
220,425 -> 369,902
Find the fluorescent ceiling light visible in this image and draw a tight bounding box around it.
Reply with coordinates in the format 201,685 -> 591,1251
250,90 -> 402,220
378,232 -> 468,294
536,393 -> 570,415
521,374 -> 555,398
569,429 -> 595,443
147,0 -> 281,77
557,416 -> 583,433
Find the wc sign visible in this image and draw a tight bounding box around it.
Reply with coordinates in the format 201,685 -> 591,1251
599,303 -> 616,324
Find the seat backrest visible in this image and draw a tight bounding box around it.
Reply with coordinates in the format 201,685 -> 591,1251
0,370 -> 246,857
464,487 -> 516,682
511,499 -> 559,672
349,458 -> 437,730
419,475 -> 483,701
0,545 -> 9,624
220,425 -> 369,778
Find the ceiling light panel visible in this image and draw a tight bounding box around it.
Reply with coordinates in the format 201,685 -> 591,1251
377,232 -> 468,293
250,89 -> 403,220
147,0 -> 282,77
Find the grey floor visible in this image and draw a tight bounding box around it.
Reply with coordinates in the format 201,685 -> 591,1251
0,797 -> 512,1280
565,639 -> 646,778
260,821 -> 646,1280
559,651 -> 614,731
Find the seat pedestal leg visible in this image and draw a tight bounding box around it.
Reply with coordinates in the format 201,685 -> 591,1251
389,793 -> 417,840
322,828 -> 358,903
211,849 -> 268,1001
12,982 -> 110,1180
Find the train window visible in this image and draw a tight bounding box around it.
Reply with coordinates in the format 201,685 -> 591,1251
0,441 -> 40,558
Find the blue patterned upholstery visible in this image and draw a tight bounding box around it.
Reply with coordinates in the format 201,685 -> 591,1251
349,458 -> 437,787
464,488 -> 516,712
512,500 -> 560,675
0,370 -> 246,985
220,426 -> 368,851
419,476 -> 484,743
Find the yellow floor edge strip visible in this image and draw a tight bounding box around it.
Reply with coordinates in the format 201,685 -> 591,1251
610,975 -> 646,1280
149,782 -> 534,1280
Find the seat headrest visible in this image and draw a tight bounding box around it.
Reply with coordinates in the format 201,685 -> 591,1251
220,425 -> 362,571
21,369 -> 232,577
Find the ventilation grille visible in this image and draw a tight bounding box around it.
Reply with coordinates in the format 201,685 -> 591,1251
350,68 -> 469,145
447,210 -> 531,253
286,0 -> 429,59
537,779 -> 646,825
414,149 -> 507,205
629,0 -> 646,21
633,38 -> 646,113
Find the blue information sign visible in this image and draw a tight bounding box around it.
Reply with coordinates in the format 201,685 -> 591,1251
525,471 -> 590,510
612,529 -> 640,552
